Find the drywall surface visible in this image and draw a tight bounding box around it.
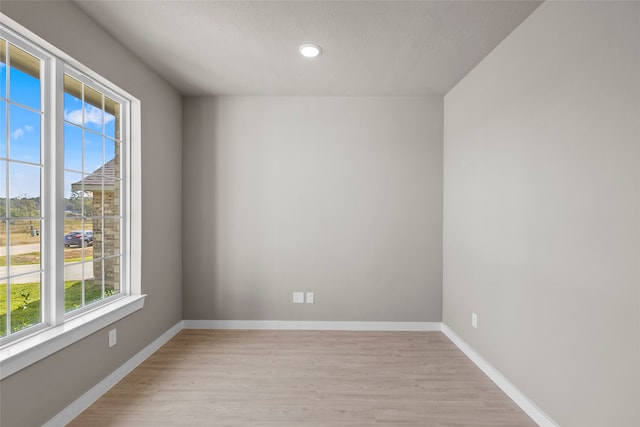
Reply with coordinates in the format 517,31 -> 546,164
0,2 -> 182,426
183,96 -> 443,322
443,2 -> 640,426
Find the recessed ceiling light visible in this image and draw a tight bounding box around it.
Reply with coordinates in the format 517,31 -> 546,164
299,43 -> 322,58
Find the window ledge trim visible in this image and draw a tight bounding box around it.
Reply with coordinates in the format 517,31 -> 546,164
0,294 -> 146,380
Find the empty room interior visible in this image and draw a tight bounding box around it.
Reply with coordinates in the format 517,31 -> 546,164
0,1 -> 638,426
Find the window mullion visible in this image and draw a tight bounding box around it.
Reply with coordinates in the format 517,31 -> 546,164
43,57 -> 65,325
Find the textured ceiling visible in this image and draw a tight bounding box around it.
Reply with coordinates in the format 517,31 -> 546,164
74,1 -> 542,96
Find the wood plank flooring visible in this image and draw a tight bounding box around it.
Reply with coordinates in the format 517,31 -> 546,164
69,330 -> 536,426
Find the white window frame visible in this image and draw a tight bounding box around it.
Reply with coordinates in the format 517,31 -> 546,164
0,15 -> 144,379
58,65 -> 131,321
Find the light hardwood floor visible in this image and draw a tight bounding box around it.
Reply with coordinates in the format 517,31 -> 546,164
69,330 -> 536,426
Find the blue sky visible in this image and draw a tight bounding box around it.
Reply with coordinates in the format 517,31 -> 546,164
1,58 -> 117,200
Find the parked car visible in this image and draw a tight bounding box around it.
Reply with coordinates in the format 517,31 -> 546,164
64,230 -> 93,247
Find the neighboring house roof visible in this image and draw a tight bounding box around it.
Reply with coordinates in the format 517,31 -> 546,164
71,159 -> 117,192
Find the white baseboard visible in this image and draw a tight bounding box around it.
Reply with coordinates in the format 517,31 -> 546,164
441,324 -> 558,427
43,321 -> 184,427
183,319 -> 442,331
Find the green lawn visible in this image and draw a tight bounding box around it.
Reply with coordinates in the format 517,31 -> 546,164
0,282 -> 41,337
0,281 -> 115,337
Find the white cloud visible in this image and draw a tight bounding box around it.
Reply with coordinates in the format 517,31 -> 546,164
64,109 -> 83,125
11,125 -> 35,139
12,128 -> 24,139
64,104 -> 115,127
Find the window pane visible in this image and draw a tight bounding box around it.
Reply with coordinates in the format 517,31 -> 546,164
9,44 -> 40,111
64,74 -> 83,126
0,39 -> 6,100
9,219 -> 41,276
64,218 -> 92,263
104,138 -> 117,166
82,190 -> 94,219
8,218 -> 40,244
104,256 -> 121,296
104,96 -> 119,140
0,160 -> 6,218
0,219 -> 6,253
0,277 -> 6,337
68,174 -> 100,211
83,85 -> 103,133
9,163 -> 40,217
103,191 -> 119,221
63,244 -> 93,264
64,261 -> 92,312
10,271 -> 41,333
9,104 -> 40,164
84,131 -> 102,174
105,140 -> 119,202
85,258 -> 102,305
89,217 -> 102,254
0,101 -> 6,158
64,123 -> 82,172
0,220 -> 6,281
103,217 -> 120,258
94,192 -> 103,219
64,171 -> 83,216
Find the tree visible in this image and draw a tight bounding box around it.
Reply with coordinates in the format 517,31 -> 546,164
65,191 -> 92,217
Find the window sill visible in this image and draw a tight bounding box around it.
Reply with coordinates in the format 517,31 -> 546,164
0,295 -> 146,380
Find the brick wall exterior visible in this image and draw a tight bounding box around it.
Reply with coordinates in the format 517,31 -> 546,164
92,146 -> 120,292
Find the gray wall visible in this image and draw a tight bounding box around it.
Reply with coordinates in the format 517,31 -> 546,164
0,2 -> 183,426
443,2 -> 640,426
183,96 -> 443,322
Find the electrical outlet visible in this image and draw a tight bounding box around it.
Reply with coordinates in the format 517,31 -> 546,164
471,312 -> 478,329
293,292 -> 305,304
108,328 -> 117,347
306,292 -> 314,304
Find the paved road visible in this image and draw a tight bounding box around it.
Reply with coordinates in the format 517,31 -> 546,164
1,261 -> 93,284
0,243 -> 41,257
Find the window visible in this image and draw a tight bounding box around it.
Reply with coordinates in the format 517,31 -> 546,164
62,73 -> 124,313
1,37 -> 44,338
0,19 -> 142,369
